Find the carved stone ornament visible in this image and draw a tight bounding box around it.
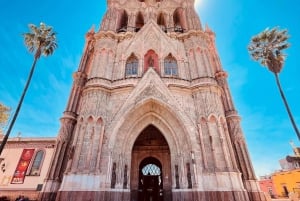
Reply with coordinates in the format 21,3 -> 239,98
135,82 -> 169,103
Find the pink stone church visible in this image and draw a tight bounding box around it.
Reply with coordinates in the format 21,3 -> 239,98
39,0 -> 267,200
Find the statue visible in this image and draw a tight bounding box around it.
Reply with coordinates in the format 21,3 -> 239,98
148,56 -> 154,67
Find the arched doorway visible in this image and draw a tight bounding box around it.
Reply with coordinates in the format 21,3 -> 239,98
131,125 -> 171,201
139,157 -> 163,201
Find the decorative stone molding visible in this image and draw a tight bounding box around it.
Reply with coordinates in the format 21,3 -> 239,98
39,0 -> 265,200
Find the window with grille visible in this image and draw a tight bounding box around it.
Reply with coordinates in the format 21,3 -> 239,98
142,164 -> 161,176
125,54 -> 138,77
164,54 -> 178,76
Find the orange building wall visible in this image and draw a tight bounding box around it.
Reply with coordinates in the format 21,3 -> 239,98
272,169 -> 300,198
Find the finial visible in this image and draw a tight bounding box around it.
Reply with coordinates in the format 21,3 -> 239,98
290,140 -> 300,156
86,25 -> 95,40
205,24 -> 212,32
88,25 -> 95,34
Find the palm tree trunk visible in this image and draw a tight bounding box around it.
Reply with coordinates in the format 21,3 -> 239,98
274,73 -> 300,140
0,57 -> 39,155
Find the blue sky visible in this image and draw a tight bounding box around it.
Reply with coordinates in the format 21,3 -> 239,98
0,0 -> 299,177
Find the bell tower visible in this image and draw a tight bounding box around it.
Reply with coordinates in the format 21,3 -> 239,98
40,0 -> 267,201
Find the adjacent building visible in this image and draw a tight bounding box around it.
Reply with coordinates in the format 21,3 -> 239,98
272,169 -> 300,198
259,144 -> 300,198
258,175 -> 277,198
0,135 -> 55,200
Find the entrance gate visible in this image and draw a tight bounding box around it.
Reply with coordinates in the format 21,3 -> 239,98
131,125 -> 172,201
139,157 -> 163,201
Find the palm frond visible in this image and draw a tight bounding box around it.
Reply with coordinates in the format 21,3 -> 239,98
23,22 -> 58,58
248,27 -> 290,73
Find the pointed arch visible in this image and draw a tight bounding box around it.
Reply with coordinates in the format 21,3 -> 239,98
208,115 -> 217,123
79,117 -> 84,123
135,12 -> 144,32
125,53 -> 139,77
157,13 -> 167,32
144,50 -> 159,74
87,116 -> 94,123
117,10 -> 128,33
200,117 -> 207,124
173,8 -> 187,33
164,53 -> 178,76
96,117 -> 103,125
109,98 -> 193,158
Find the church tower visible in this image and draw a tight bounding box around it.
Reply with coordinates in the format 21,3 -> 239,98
40,0 -> 266,200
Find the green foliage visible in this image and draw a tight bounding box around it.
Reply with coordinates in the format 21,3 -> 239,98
23,22 -> 58,59
0,103 -> 10,127
248,27 -> 290,73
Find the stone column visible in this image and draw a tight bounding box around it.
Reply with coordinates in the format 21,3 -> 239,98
216,71 -> 266,201
39,113 -> 77,201
39,71 -> 87,201
78,32 -> 95,74
215,71 -> 235,111
226,112 -> 266,201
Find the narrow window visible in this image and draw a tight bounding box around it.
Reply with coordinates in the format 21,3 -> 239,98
175,165 -> 180,189
111,162 -> 117,188
186,163 -> 192,189
123,165 -> 128,189
125,54 -> 138,77
117,10 -> 128,33
135,12 -> 144,32
157,13 -> 167,32
173,8 -> 185,33
29,150 -> 45,176
164,54 -> 178,76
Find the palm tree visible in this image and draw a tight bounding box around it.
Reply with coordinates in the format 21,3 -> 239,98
0,22 -> 57,155
248,27 -> 300,140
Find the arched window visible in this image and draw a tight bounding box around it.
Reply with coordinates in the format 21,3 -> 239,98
125,54 -> 138,77
29,150 -> 45,176
164,54 -> 178,76
135,12 -> 144,32
173,8 -> 186,33
117,10 -> 128,33
157,13 -> 167,32
142,164 -> 161,175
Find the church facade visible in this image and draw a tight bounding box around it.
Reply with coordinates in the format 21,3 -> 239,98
40,0 -> 266,200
